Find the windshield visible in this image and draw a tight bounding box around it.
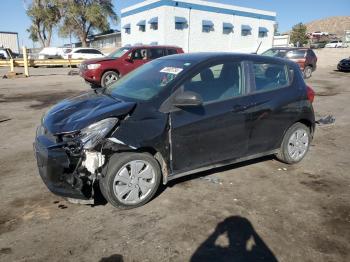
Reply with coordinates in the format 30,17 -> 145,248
108,47 -> 131,58
106,59 -> 192,101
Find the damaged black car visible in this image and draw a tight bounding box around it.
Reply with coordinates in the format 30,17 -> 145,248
34,53 -> 315,209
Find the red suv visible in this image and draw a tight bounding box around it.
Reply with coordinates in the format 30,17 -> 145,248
80,45 -> 184,88
262,48 -> 317,79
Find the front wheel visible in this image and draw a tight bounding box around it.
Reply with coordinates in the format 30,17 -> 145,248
99,153 -> 161,209
276,123 -> 311,164
303,66 -> 313,79
101,71 -> 119,88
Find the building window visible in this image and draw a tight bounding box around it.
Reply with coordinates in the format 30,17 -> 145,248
259,27 -> 269,38
137,20 -> 146,32
202,20 -> 214,33
175,16 -> 187,30
223,23 -> 234,34
123,24 -> 131,34
241,25 -> 252,36
149,17 -> 158,30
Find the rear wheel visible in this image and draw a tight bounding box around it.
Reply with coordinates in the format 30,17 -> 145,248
101,71 -> 119,87
303,66 -> 313,79
276,123 -> 311,164
100,153 -> 161,209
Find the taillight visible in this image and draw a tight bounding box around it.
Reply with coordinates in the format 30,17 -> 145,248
296,58 -> 306,63
306,85 -> 315,103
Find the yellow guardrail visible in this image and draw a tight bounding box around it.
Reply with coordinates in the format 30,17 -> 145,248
0,59 -> 84,68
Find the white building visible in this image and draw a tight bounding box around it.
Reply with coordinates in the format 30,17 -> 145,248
0,31 -> 19,53
121,0 -> 276,53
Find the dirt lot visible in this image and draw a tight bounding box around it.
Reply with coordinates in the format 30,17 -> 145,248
0,50 -> 350,262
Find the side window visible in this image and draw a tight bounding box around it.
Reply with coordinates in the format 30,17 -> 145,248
132,49 -> 148,60
183,62 -> 243,104
90,49 -> 102,54
149,48 -> 165,59
167,49 -> 177,55
252,62 -> 290,92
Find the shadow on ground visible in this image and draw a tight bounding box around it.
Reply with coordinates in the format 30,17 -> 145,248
191,216 -> 278,262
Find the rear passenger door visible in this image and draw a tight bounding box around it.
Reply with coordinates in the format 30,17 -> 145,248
246,59 -> 302,155
170,60 -> 254,173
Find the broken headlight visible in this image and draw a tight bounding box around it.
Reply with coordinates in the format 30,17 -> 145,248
80,118 -> 118,149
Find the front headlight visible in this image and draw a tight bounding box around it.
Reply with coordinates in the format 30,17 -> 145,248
80,118 -> 118,149
87,64 -> 101,70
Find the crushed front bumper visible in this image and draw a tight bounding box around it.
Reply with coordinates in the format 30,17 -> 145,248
34,134 -> 92,200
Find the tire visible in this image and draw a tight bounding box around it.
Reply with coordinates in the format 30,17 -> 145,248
303,66 -> 313,79
101,71 -> 119,88
99,152 -> 161,209
276,123 -> 311,164
90,83 -> 101,89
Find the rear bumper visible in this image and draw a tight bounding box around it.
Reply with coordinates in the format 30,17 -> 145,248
33,135 -> 91,200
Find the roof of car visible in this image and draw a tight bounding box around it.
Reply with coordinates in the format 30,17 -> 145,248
127,45 -> 181,49
269,47 -> 310,51
158,52 -> 296,65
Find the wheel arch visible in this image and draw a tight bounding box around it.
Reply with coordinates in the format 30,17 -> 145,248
103,145 -> 169,185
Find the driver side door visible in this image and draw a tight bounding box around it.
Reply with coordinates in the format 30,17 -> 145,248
170,60 -> 253,174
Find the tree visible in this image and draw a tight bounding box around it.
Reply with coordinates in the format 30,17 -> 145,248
26,0 -> 61,47
290,23 -> 309,47
58,0 -> 118,47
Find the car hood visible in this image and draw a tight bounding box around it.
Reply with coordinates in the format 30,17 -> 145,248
82,57 -> 116,64
43,91 -> 136,134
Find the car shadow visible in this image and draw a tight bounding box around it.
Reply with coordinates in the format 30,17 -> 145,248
191,216 -> 278,262
99,254 -> 124,262
92,155 -> 275,207
167,155 -> 274,187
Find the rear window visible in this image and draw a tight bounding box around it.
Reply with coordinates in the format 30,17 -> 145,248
262,49 -> 306,59
252,62 -> 291,93
286,50 -> 306,59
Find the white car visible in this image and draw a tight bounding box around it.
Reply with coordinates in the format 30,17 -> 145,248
62,48 -> 105,60
325,41 -> 343,48
38,47 -> 68,59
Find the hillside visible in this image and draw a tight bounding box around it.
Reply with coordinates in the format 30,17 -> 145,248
305,16 -> 350,36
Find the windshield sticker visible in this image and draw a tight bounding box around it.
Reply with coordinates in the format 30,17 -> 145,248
160,67 -> 183,75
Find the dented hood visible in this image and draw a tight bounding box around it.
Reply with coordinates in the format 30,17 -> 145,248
43,91 -> 136,134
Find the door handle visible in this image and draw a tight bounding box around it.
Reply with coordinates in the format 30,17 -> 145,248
232,104 -> 248,112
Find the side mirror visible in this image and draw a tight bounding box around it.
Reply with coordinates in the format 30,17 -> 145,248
173,91 -> 203,107
125,57 -> 133,63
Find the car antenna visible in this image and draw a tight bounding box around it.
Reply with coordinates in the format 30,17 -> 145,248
254,41 -> 262,54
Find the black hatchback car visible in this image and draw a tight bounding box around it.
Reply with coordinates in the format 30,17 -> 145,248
34,53 -> 315,209
337,57 -> 350,72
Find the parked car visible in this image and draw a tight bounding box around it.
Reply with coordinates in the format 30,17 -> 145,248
325,40 -> 344,48
34,53 -> 315,209
79,45 -> 184,88
261,48 -> 317,79
310,42 -> 327,49
62,48 -> 105,60
38,47 -> 67,59
337,57 -> 350,72
0,48 -> 21,59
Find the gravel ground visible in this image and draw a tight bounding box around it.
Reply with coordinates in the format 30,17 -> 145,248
0,51 -> 349,262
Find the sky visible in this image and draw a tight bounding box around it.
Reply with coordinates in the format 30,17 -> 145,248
0,0 -> 349,48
